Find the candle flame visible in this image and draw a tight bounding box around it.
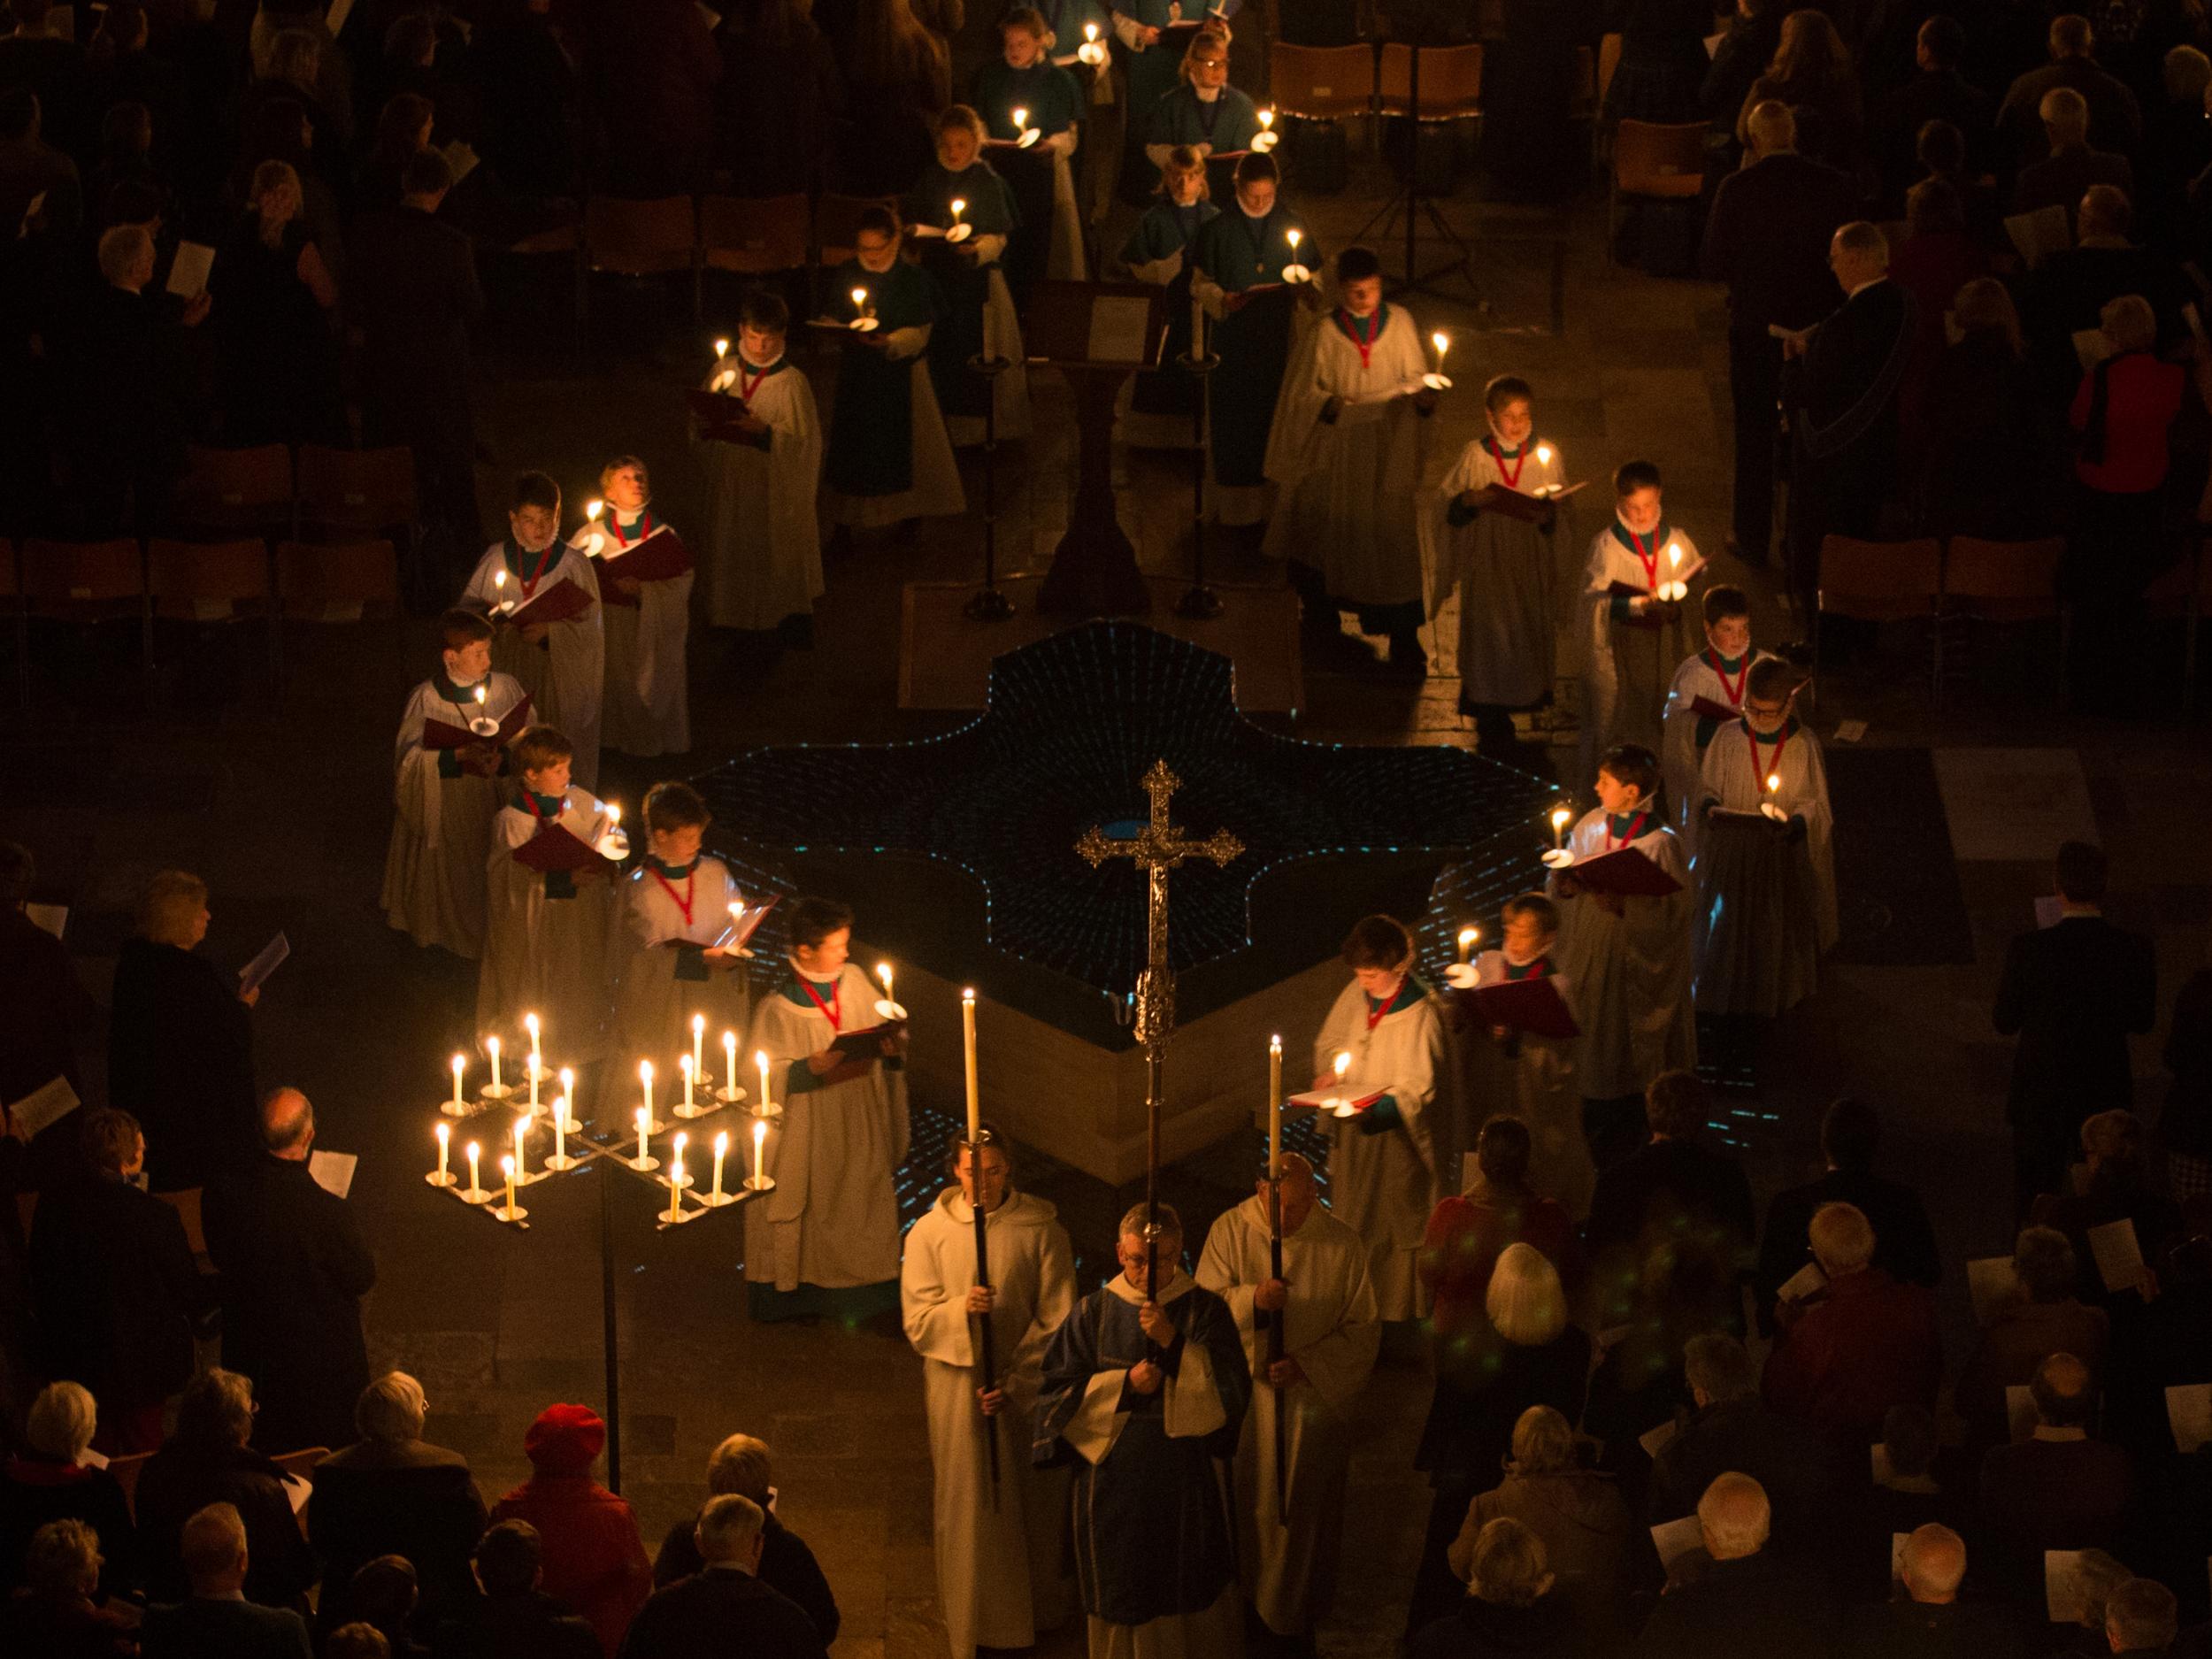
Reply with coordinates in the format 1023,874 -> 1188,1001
1271,1033 -> 1281,1052
636,1105 -> 649,1126
1767,772 -> 1782,793
692,1013 -> 704,1035
950,197 -> 965,216
452,1052 -> 465,1073
1287,227 -> 1302,249
1551,806 -> 1571,828
487,1035 -> 501,1057
1013,107 -> 1028,128
436,1121 -> 449,1142
1667,542 -> 1682,569
1536,442 -> 1554,465
474,684 -> 487,705
755,1049 -> 769,1069
754,1118 -> 767,1150
851,287 -> 868,307
962,986 -> 976,1004
714,337 -> 728,358
1333,1050 -> 1350,1079
587,499 -> 603,520
1086,20 -> 1098,36
465,1141 -> 479,1162
501,1154 -> 513,1175
1458,926 -> 1479,948
681,1053 -> 694,1075
1260,106 -> 1274,128
1432,330 -> 1448,356
715,1130 -> 729,1153
673,1131 -> 687,1155
558,1065 -> 574,1092
525,1012 -> 539,1038
877,962 -> 893,990
606,803 -> 620,826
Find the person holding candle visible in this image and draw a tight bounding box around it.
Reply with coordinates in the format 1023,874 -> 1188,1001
1466,895 -> 1594,1220
744,895 -> 910,1324
583,454 -> 692,761
1578,458 -> 1701,775
900,1125 -> 1079,1659
973,10 -> 1086,311
459,471 -> 606,794
476,726 -> 621,1069
1263,243 -> 1439,678
1143,27 -> 1260,204
821,207 -> 967,549
381,609 -> 530,961
1660,584 -> 1775,849
1426,373 -> 1573,757
1114,145 -> 1217,449
1310,913 -> 1455,1328
1194,1150 -> 1380,1646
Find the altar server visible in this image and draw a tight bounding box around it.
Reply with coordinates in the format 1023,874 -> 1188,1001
902,1129 -> 1078,1659
1264,244 -> 1436,674
1144,27 -> 1260,201
1694,657 -> 1837,1018
1580,459 -> 1697,775
1033,1202 -> 1249,1659
822,208 -> 967,541
1190,152 -> 1315,526
1312,913 -> 1452,1324
1549,745 -> 1697,1157
696,288 -> 824,638
381,609 -> 527,959
973,9 -> 1087,306
475,725 -> 619,1064
1194,1153 -> 1379,1645
745,896 -> 910,1323
582,455 -> 689,759
1469,894 -> 1594,1220
608,781 -> 750,1106
1662,583 -> 1770,844
1427,374 -> 1571,752
461,472 -> 605,792
1114,145 -> 1216,449
902,105 -> 1032,448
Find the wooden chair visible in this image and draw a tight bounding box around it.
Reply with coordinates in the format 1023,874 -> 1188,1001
1941,535 -> 2068,707
172,444 -> 294,536
1377,42 -> 1482,120
106,1452 -> 154,1517
585,195 -> 700,327
146,536 -> 274,679
1268,41 -> 1378,123
295,445 -> 419,538
273,1446 -> 330,1538
275,539 -> 400,624
701,193 -> 809,276
1814,534 -> 1943,704
813,192 -> 900,270
1608,120 -> 1708,265
2147,534 -> 2209,710
153,1186 -> 209,1258
21,536 -> 149,668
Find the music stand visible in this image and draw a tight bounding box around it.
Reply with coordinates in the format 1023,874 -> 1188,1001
1352,26 -> 1484,301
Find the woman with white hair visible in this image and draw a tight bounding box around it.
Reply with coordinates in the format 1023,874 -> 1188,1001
1448,1405 -> 1634,1640
0,1517 -> 137,1655
1408,1517 -> 1584,1659
0,1382 -> 137,1600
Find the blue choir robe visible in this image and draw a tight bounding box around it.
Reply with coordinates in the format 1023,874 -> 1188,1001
1116,197 -> 1218,447
821,257 -> 966,526
1145,83 -> 1260,200
902,161 -> 1033,444
1190,201 -> 1316,524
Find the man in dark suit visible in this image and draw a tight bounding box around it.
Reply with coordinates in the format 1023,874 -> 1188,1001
1756,1098 -> 1939,1334
2011,88 -> 2132,223
1976,1352 -> 2133,1602
0,0 -> 90,157
1700,100 -> 1861,569
617,1494 -> 827,1659
1872,16 -> 1998,204
649,1432 -> 840,1646
1993,841 -> 2156,1217
1649,1334 -> 1841,1559
441,1519 -> 602,1659
2104,1577 -> 2181,1658
203,1088 -> 376,1455
142,1502 -> 312,1659
1996,13 -> 2141,172
0,840 -> 98,1187
1634,1474 -> 1840,1659
28,1108 -> 219,1454
1841,1523 -> 2025,1658
346,146 -> 484,579
2023,186 -> 2193,394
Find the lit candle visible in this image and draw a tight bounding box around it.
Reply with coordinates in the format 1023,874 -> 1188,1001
714,337 -> 728,359
877,961 -> 895,1005
691,1014 -> 706,1080
1456,926 -> 1478,965
526,1011 -> 541,1073
1550,805 -> 1571,849
1260,106 -> 1275,133
449,1053 -> 465,1110
1012,106 -> 1028,134
723,1030 -> 738,1097
681,1053 -> 695,1110
487,1036 -> 503,1095
473,683 -> 487,714
587,498 -> 603,524
752,1116 -> 768,1185
949,196 -> 965,228
466,1140 -> 481,1197
493,568 -> 507,610
501,1153 -> 516,1215
1432,330 -> 1449,373
1765,772 -> 1784,819
670,1133 -> 688,1221
434,1122 -> 450,1185
1268,1034 -> 1282,1180
1665,541 -> 1682,601
851,286 -> 869,319
636,1106 -> 650,1164
1333,1049 -> 1351,1108
1535,442 -> 1554,467
640,1059 -> 654,1125
757,1049 -> 772,1114
557,1068 -> 575,1128
512,1116 -> 528,1179
712,1130 -> 728,1201
553,1095 -> 567,1164
962,988 -> 980,1145
1286,227 -> 1302,262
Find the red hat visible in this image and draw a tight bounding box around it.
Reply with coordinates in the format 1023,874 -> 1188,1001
522,1404 -> 606,1474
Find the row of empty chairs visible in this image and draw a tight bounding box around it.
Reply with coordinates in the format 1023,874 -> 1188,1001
169,442 -> 419,543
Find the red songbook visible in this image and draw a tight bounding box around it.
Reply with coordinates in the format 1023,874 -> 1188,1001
502,577 -> 594,627
1686,695 -> 1741,724
511,824 -> 617,875
1285,1087 -> 1386,1114
687,388 -> 750,437
601,528 -> 695,583
1607,579 -> 1677,629
1558,845 -> 1683,898
827,1020 -> 904,1060
1477,483 -> 1555,525
1461,978 -> 1579,1040
422,694 -> 534,751
710,895 -> 780,952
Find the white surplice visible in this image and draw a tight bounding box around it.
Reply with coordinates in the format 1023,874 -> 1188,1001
697,357 -> 826,632
902,1188 -> 1078,1659
1692,717 -> 1838,1016
460,541 -> 605,792
1470,948 -> 1593,1219
583,509 -> 690,757
1549,810 -> 1697,1099
1661,646 -> 1773,849
1194,1194 -> 1379,1635
380,669 -> 526,959
603,856 -> 751,1114
475,790 -> 619,1064
1578,525 -> 1698,781
1421,437 -> 1573,703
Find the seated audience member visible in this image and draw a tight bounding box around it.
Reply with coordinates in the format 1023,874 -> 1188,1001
486,1405 -> 651,1656
347,1555 -> 429,1659
2011,86 -> 2131,222
1648,1333 -> 1838,1558
0,1517 -> 138,1657
134,1369 -> 316,1611
326,1624 -> 391,1659
0,1380 -> 139,1598
1956,1225 -> 2108,1449
1871,17 -> 1995,204
1421,1115 -> 1579,1354
1919,277 -> 2065,538
1841,1523 -> 2024,1658
140,1501 -> 313,1659
648,1432 -> 838,1645
1762,1202 -> 1941,1448
309,1371 -> 488,1634
2102,1576 -> 2180,1657
616,1494 -> 827,1659
1450,1405 -> 1632,1641
439,1519 -> 601,1659
1855,1405 -> 1971,1599
1976,1352 -> 2133,1600
1633,1473 -> 1839,1658
1754,1098 -> 1939,1337
1409,1517 -> 1586,1659
2030,1109 -> 2185,1302
1995,13 -> 2143,169
2028,188 -> 2193,380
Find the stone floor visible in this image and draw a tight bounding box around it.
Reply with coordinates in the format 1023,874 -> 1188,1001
8,134 -> 2212,1659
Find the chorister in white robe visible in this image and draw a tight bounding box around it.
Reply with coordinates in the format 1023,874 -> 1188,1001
1692,716 -> 1838,1016
1549,810 -> 1697,1099
1262,304 -> 1432,608
744,964 -> 910,1304
697,356 -> 826,632
1578,523 -> 1698,784
580,508 -> 690,758
380,670 -> 527,960
1470,948 -> 1593,1219
1194,1194 -> 1379,1636
1312,978 -> 1452,1321
604,855 -> 751,1110
1422,437 -> 1571,705
475,790 -> 619,1064
1661,645 -> 1772,848
902,1188 -> 1079,1659
460,541 -> 606,793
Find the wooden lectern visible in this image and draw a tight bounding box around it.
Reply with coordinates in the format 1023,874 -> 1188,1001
1025,280 -> 1168,617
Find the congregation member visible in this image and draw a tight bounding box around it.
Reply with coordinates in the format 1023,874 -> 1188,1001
616,1495 -> 826,1659
440,1520 -> 602,1659
486,1404 -> 651,1657
1463,902 -> 1594,1219
140,1502 -> 313,1659
134,1370 -> 316,1610
1754,1097 -> 1939,1337
2,1516 -> 139,1657
0,1381 -> 137,1598
649,1434 -> 841,1645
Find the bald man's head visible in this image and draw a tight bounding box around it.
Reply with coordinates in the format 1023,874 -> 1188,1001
2032,1351 -> 2093,1428
1696,1472 -> 1770,1561
1260,1151 -> 1319,1232
261,1087 -> 314,1158
1901,1525 -> 1966,1603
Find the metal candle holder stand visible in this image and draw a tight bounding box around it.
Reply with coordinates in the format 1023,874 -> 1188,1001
1174,343 -> 1225,620
964,350 -> 1018,621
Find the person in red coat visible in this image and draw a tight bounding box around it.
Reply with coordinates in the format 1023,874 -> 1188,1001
1762,1201 -> 1941,1448
1419,1115 -> 1578,1354
487,1406 -> 651,1658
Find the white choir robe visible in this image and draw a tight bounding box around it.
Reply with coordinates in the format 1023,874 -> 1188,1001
744,964 -> 911,1294
1262,306 -> 1432,609
1549,810 -> 1697,1099
1421,438 -> 1571,702
1661,647 -> 1772,848
1312,979 -> 1454,1321
460,543 -> 606,793
824,321 -> 968,530
605,856 -> 751,1114
1692,718 -> 1838,1016
1194,1194 -> 1379,1635
1469,949 -> 1593,1219
697,358 -> 825,631
902,1188 -> 1079,1659
475,791 -> 619,1065
1578,526 -> 1698,783
585,510 -> 691,757
380,670 -> 526,959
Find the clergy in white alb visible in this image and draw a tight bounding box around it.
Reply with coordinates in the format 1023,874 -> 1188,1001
902,1133 -> 1078,1659
380,608 -> 527,960
1194,1156 -> 1379,1640
584,455 -> 691,758
1312,913 -> 1455,1323
1470,894 -> 1594,1220
1032,1204 -> 1250,1659
744,897 -> 910,1325
1660,584 -> 1769,848
696,294 -> 824,634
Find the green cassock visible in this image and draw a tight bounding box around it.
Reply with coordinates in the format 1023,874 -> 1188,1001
823,256 -> 947,498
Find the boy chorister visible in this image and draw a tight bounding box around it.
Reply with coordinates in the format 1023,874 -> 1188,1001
461,472 -> 605,792
1428,373 -> 1570,754
696,288 -> 824,639
380,609 -> 528,960
1580,460 -> 1697,778
608,781 -> 750,1105
1662,584 -> 1770,846
1469,894 -> 1594,1220
1692,657 -> 1837,1019
585,454 -> 691,759
477,725 -> 619,1065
